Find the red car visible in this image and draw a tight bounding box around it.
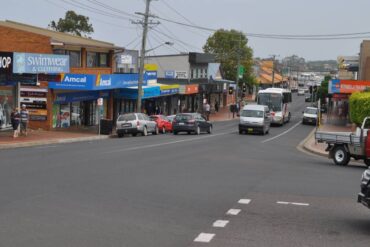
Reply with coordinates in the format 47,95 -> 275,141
150,115 -> 173,133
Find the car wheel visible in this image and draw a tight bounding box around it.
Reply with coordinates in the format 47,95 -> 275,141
196,126 -> 201,135
132,133 -> 137,137
173,131 -> 178,135
288,113 -> 291,123
239,129 -> 243,135
162,127 -> 166,134
153,126 -> 159,135
333,146 -> 350,166
117,133 -> 124,138
364,159 -> 370,167
207,126 -> 212,134
143,127 -> 148,136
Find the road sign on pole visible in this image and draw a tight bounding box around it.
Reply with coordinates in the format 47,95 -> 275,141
238,65 -> 245,79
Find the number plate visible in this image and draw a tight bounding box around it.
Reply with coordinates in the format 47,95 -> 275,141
248,128 -> 253,132
179,123 -> 185,125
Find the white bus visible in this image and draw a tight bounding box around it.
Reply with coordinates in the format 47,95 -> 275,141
257,88 -> 292,125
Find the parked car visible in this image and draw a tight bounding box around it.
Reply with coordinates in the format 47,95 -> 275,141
298,88 -> 305,96
150,115 -> 172,133
172,113 -> 212,135
167,115 -> 176,123
302,107 -> 318,125
116,113 -> 158,138
239,104 -> 271,135
315,117 -> 370,166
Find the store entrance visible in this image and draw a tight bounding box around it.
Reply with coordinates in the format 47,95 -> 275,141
83,101 -> 97,126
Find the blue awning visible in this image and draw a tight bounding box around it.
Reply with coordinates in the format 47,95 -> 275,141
115,86 -> 160,100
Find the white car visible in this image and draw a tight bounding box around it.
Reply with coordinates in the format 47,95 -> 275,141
239,104 -> 271,135
298,89 -> 305,96
116,113 -> 158,137
302,107 -> 318,125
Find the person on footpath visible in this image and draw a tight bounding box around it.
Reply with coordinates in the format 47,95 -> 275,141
20,104 -> 29,136
205,102 -> 211,121
214,101 -> 219,112
10,108 -> 20,138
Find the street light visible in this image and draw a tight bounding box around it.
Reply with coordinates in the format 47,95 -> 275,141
146,42 -> 174,53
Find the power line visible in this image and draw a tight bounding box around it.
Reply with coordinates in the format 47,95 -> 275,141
150,30 -> 183,53
85,0 -> 137,18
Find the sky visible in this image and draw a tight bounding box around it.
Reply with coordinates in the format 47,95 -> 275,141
1,0 -> 370,61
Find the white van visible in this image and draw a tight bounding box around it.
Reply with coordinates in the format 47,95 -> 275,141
239,104 -> 271,135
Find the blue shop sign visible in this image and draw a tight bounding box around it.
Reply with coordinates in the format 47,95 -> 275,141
329,79 -> 341,94
13,52 -> 70,74
164,70 -> 175,79
49,72 -> 154,90
160,88 -> 179,95
54,91 -> 110,104
49,74 -> 96,90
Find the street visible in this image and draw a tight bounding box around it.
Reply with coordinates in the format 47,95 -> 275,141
0,94 -> 368,247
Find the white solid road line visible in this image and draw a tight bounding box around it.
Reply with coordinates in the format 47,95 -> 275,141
277,201 -> 310,206
104,131 -> 232,154
226,209 -> 241,215
213,220 -> 229,228
261,121 -> 302,144
194,233 -> 215,243
238,199 -> 251,205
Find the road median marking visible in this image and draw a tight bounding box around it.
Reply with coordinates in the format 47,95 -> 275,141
262,121 -> 302,143
226,209 -> 241,215
277,201 -> 310,206
238,199 -> 251,205
213,220 -> 229,228
194,233 -> 215,243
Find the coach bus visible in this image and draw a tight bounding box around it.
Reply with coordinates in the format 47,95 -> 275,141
257,88 -> 292,126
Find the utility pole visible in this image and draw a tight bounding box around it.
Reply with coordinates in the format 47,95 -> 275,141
271,55 -> 276,88
234,34 -> 242,118
136,0 -> 152,113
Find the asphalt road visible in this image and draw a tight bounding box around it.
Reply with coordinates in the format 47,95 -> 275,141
0,94 -> 368,247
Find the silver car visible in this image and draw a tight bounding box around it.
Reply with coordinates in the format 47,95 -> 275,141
116,113 -> 159,138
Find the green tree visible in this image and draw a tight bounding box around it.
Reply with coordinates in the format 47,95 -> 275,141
49,11 -> 94,37
317,75 -> 331,103
203,29 -> 254,87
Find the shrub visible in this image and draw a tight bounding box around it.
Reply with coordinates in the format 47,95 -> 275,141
349,92 -> 370,125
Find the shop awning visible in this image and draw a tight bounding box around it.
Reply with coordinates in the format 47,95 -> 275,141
115,85 -> 160,100
54,90 -> 110,104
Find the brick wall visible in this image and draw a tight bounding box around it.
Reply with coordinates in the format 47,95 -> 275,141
0,26 -> 52,53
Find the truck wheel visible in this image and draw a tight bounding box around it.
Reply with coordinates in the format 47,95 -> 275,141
364,159 -> 370,167
333,146 -> 350,166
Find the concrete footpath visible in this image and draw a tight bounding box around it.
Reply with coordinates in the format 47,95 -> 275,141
0,129 -> 109,150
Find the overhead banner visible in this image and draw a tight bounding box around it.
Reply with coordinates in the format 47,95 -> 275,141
13,52 -> 70,74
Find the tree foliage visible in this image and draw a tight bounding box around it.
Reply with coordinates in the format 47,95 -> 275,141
317,75 -> 331,103
203,29 -> 254,87
349,92 -> 370,125
49,11 -> 94,37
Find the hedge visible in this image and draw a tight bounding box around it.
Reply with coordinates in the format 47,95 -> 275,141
349,92 -> 370,125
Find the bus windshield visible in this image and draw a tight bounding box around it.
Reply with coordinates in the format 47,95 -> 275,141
258,93 -> 282,112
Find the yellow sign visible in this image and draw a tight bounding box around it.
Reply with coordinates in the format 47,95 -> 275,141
144,64 -> 158,71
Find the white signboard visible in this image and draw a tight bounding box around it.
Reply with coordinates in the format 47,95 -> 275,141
175,71 -> 188,79
119,55 -> 133,65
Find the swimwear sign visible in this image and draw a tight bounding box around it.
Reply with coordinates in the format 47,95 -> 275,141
13,52 -> 70,74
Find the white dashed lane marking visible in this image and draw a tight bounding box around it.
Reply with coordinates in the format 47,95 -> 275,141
238,199 -> 251,205
226,209 -> 241,215
194,233 -> 215,243
277,201 -> 310,206
213,220 -> 229,228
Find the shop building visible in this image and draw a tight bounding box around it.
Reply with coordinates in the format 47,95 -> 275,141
0,20 -> 124,130
144,52 -> 234,113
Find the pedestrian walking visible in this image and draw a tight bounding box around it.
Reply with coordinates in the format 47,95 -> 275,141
10,108 -> 20,138
20,104 -> 29,136
205,102 -> 211,120
214,101 -> 219,112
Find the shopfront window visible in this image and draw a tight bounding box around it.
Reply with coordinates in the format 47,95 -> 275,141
71,102 -> 82,126
0,87 -> 15,129
68,51 -> 81,68
99,53 -> 108,67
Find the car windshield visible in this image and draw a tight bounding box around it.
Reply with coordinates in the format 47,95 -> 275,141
241,110 -> 264,118
257,93 -> 282,111
118,114 -> 136,121
304,108 -> 318,114
175,114 -> 193,121
150,116 -> 158,121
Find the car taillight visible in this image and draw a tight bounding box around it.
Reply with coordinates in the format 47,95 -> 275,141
271,112 -> 275,117
137,121 -> 140,126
